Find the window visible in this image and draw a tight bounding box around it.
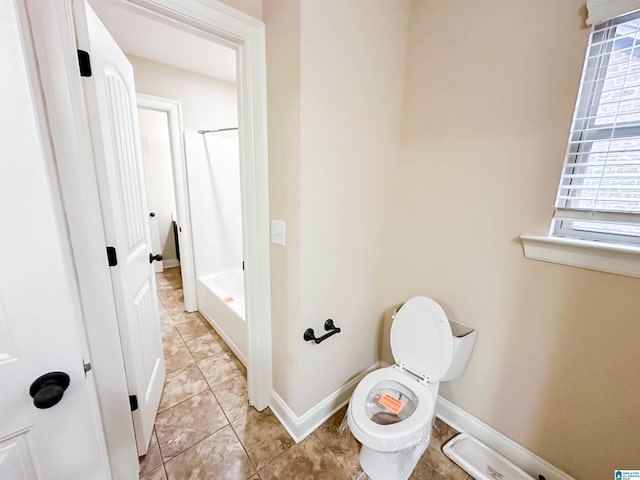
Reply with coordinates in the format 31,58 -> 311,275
551,9 -> 640,246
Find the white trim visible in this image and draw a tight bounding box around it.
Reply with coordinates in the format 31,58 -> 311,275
586,0 -> 640,25
520,233 -> 640,278
270,363 -> 380,443
136,93 -> 197,312
436,396 -> 575,480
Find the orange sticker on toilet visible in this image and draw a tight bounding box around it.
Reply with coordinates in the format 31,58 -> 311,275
224,297 -> 234,303
378,393 -> 404,415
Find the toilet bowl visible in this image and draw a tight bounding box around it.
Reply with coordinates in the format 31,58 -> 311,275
347,296 -> 476,480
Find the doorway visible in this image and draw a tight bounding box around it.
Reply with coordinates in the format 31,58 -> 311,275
85,0 -> 272,407
136,86 -> 249,364
136,94 -> 197,312
24,0 -> 272,476
108,0 -> 253,449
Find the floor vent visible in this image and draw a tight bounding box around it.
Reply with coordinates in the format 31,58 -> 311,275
443,433 -> 536,480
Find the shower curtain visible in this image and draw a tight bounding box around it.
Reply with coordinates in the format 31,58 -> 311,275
183,130 -> 243,279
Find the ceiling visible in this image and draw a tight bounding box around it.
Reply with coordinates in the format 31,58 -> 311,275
88,0 -> 237,83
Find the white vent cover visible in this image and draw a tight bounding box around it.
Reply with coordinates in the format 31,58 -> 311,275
443,433 -> 536,480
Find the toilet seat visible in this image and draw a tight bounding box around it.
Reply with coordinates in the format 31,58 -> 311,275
391,296 -> 453,383
348,366 -> 434,452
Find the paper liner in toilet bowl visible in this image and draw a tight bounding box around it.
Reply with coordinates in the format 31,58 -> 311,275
342,403 -> 433,453
338,405 -> 351,436
366,382 -> 417,425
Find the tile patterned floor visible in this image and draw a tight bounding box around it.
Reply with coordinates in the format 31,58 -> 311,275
140,268 -> 471,480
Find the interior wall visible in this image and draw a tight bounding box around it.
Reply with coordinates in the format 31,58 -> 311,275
295,0 -> 411,415
128,55 -> 238,133
390,1 -> 640,479
263,0 -> 302,406
264,0 -> 411,416
219,0 -> 262,20
138,109 -> 178,264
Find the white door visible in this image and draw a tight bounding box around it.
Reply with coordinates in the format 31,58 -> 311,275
0,1 -> 108,477
74,1 -> 165,455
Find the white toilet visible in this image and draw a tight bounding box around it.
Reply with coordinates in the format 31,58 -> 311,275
347,296 -> 476,480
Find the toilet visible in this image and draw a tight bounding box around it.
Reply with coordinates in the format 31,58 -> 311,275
347,296 -> 476,480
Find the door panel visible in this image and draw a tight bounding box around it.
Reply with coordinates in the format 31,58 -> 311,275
104,70 -> 146,250
0,1 -> 108,476
74,1 -> 165,455
0,431 -> 39,480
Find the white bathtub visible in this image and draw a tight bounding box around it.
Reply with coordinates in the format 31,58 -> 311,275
197,268 -> 247,366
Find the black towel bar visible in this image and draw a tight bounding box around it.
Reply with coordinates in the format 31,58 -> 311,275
304,319 -> 341,344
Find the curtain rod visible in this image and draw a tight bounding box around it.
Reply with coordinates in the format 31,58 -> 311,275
197,127 -> 238,134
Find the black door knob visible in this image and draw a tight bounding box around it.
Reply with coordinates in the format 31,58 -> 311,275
149,253 -> 163,263
29,372 -> 70,409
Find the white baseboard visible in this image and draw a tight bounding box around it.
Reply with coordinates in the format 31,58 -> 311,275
270,362 -> 380,443
163,259 -> 180,269
436,396 -> 574,480
268,370 -> 572,479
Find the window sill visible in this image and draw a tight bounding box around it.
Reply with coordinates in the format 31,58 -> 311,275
520,234 -> 640,278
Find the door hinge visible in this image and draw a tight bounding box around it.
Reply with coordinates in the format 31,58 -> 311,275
77,49 -> 92,77
129,395 -> 138,412
106,246 -> 118,267
83,358 -> 92,377
242,260 -> 245,271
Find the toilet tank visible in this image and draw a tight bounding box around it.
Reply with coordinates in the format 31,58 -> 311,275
440,319 -> 476,382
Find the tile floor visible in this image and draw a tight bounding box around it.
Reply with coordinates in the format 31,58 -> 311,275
140,268 -> 471,480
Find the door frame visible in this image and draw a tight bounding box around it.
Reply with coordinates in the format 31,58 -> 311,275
24,0 -> 272,477
136,93 -> 198,312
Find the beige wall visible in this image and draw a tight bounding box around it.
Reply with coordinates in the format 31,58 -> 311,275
263,0 -> 302,406
264,0 -> 411,415
128,55 -> 238,133
220,0 -> 262,20
265,0 -> 640,477
390,1 -> 640,478
296,0 -> 410,414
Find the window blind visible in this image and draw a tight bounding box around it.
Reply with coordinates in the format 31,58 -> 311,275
587,0 -> 640,26
552,9 -> 640,244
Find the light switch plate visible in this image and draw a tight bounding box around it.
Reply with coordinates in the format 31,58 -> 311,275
271,219 -> 286,246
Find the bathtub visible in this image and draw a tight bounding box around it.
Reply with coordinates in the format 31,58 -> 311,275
197,268 -> 247,366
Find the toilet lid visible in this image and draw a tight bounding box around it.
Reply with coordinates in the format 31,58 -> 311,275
390,297 -> 453,382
